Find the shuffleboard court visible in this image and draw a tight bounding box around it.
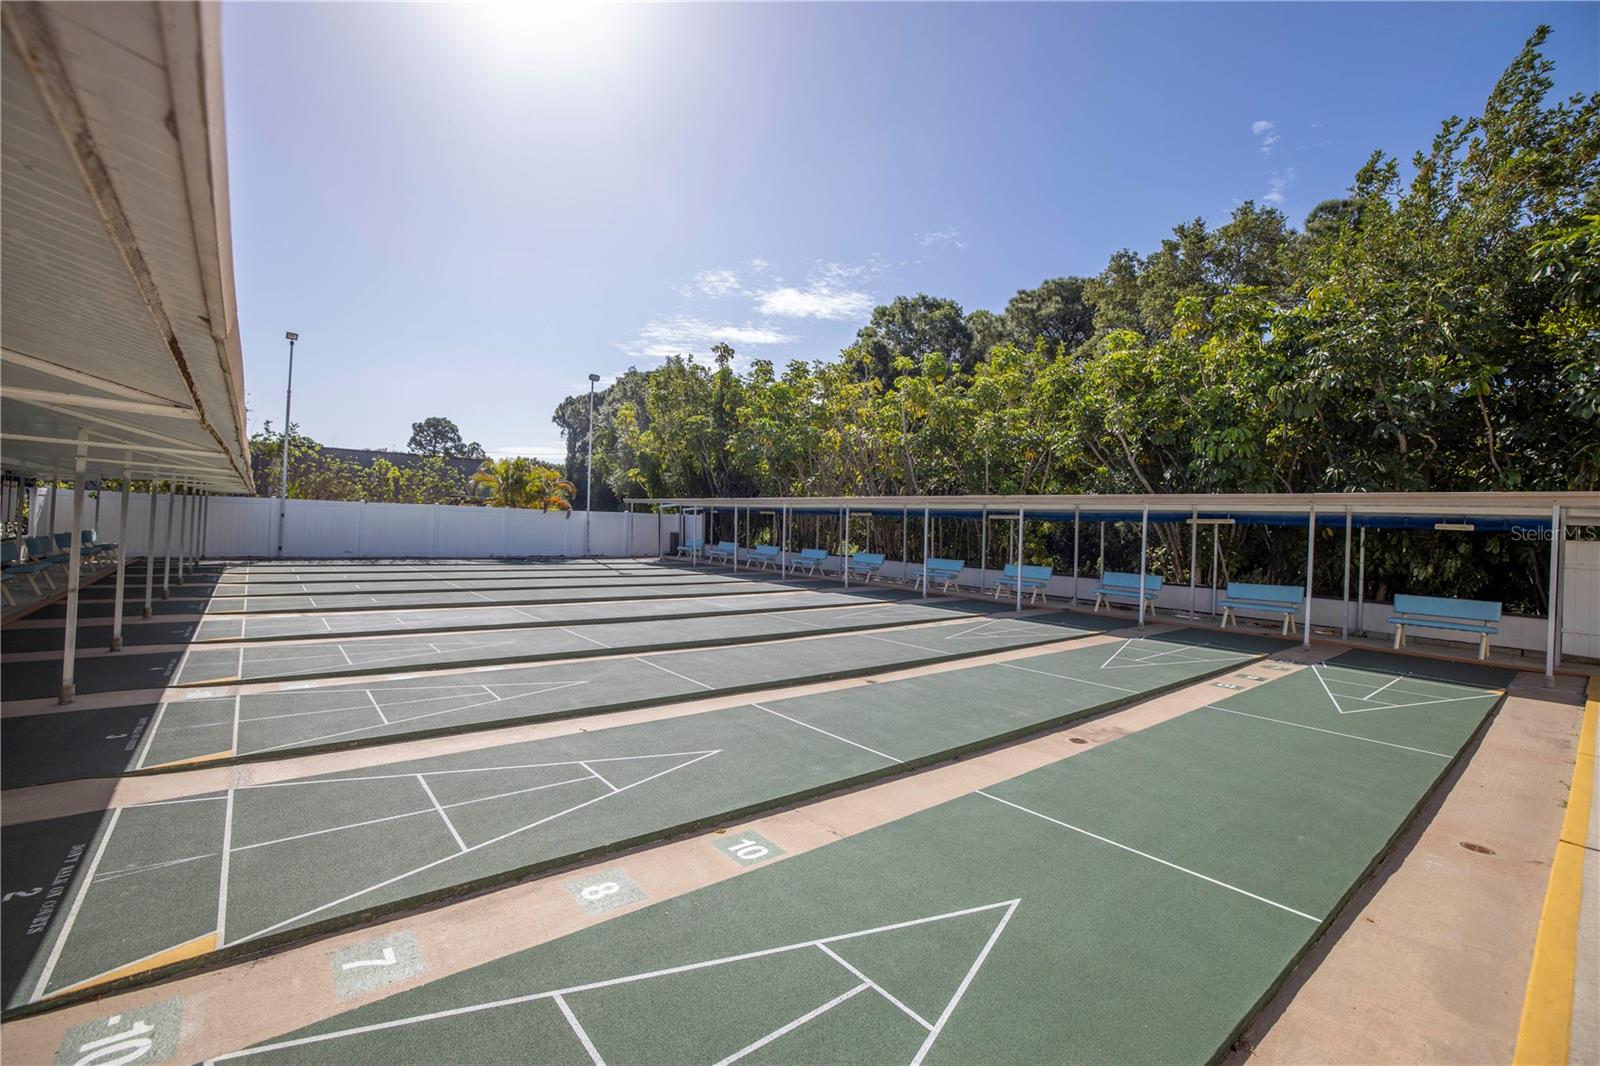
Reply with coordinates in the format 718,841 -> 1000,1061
0,588 -> 903,651
7,599 -> 979,700
25,575 -> 811,620
1,610 -> 1114,788
206,649 -> 1508,1065
205,562 -> 696,584
131,610 -> 1111,770
172,599 -> 1017,686
1,629 -> 1278,1008
78,573 -> 748,602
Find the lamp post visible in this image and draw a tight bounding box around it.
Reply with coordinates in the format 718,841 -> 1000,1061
278,331 -> 299,557
584,372 -> 600,556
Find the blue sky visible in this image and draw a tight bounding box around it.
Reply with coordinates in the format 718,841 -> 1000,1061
223,2 -> 1598,461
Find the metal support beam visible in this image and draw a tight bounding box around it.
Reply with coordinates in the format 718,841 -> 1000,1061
843,505 -> 851,587
1071,508 -> 1080,606
161,480 -> 176,598
1187,509 -> 1199,619
110,465 -> 131,650
1016,508 -> 1025,612
1302,503 -> 1316,647
1546,502 -> 1562,682
143,479 -> 158,617
59,443 -> 88,703
1137,507 -> 1149,627
1341,509 -> 1353,639
921,505 -> 930,599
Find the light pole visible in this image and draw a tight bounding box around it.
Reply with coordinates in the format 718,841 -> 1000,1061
278,331 -> 299,557
584,372 -> 600,556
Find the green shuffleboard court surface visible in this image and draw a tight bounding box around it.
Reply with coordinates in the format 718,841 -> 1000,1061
0,610 -> 1118,789
0,593 -> 988,700
83,573 -> 748,601
0,630 -> 1281,1010
172,599 -> 1021,686
206,649 -> 1509,1065
22,574 -> 809,621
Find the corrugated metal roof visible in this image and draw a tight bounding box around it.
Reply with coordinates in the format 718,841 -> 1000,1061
1,1 -> 251,491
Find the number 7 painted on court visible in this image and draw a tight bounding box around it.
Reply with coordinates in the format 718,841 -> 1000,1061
340,948 -> 396,971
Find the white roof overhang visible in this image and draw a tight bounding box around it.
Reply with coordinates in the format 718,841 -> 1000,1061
1,1 -> 251,492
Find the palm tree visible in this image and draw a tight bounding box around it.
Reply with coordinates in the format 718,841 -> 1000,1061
472,458 -> 574,511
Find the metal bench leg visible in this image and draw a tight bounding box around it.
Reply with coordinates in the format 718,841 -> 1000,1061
1393,625 -> 1404,649
2,583 -> 13,606
1479,632 -> 1490,660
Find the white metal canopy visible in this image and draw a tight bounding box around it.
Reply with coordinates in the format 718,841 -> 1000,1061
1,1 -> 252,492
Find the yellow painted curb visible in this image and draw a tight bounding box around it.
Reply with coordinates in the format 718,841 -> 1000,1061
52,932 -> 218,997
1513,677 -> 1598,1065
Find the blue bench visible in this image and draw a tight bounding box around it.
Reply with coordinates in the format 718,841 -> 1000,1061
675,538 -> 705,559
2,541 -> 55,601
12,537 -> 62,594
1218,582 -> 1305,635
703,540 -> 738,565
83,528 -> 119,564
749,544 -> 782,570
1092,571 -> 1163,613
846,552 -> 886,583
793,548 -> 831,576
913,557 -> 966,593
1389,594 -> 1501,659
994,563 -> 1053,605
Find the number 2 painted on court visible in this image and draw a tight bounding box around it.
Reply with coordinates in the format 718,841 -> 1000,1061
580,882 -> 621,902
3,887 -> 43,902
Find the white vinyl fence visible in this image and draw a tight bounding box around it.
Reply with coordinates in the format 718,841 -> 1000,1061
31,490 -> 702,560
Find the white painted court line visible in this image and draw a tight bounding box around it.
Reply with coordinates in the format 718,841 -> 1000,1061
31,806 -> 124,1001
206,899 -> 1016,1064
231,750 -> 721,944
363,689 -> 389,724
581,761 -> 619,792
752,703 -> 902,764
216,789 -> 236,944
1203,705 -> 1452,759
976,790 -> 1318,923
633,655 -> 713,690
714,982 -> 871,1066
92,852 -> 219,884
562,627 -> 612,649
909,898 -> 1019,1066
994,662 -> 1139,694
816,942 -> 933,1030
416,774 -> 468,852
554,993 -> 608,1066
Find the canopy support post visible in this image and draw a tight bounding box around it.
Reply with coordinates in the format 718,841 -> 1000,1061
110,465 -> 131,651
979,506 -> 988,594
1356,528 -> 1366,635
921,505 -> 930,599
1016,508 -> 1025,612
59,444 -> 87,704
1187,509 -> 1198,619
1210,523 -> 1220,616
901,505 -> 908,585
1071,508 -> 1080,606
1546,502 -> 1562,683
1341,509 -> 1353,639
160,480 -> 176,598
843,505 -> 851,587
1137,507 -> 1149,628
1302,504 -> 1316,647
142,479 -> 159,617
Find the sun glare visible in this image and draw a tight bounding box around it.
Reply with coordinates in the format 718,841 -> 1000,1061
450,0 -> 631,76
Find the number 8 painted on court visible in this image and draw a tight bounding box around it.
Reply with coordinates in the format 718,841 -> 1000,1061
580,882 -> 621,902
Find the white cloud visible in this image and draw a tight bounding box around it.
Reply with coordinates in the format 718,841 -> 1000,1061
625,314 -> 793,359
915,227 -> 967,249
754,284 -> 874,320
1251,119 -> 1280,156
1263,168 -> 1295,205
677,268 -> 744,299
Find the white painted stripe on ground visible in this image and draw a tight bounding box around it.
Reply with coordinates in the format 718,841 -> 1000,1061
752,704 -> 901,764
633,655 -> 713,690
554,993 -> 608,1066
909,898 -> 1019,1066
994,661 -> 1138,693
31,806 -> 124,1000
976,790 -> 1318,923
1203,705 -> 1452,758
416,775 -> 468,852
714,983 -> 870,1066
